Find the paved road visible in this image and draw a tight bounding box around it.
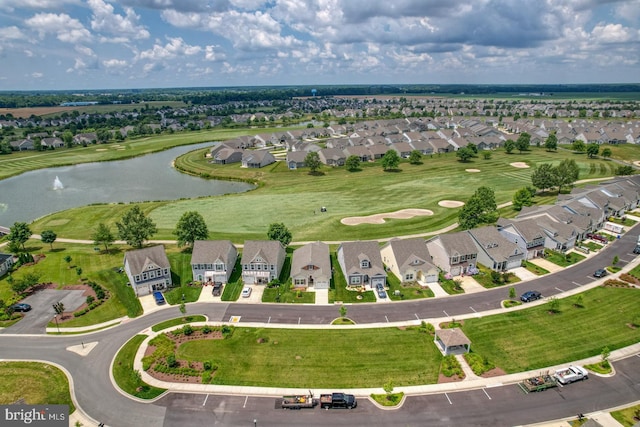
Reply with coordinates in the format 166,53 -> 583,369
1,230 -> 639,426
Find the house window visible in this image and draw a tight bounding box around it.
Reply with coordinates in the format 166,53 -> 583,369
243,264 -> 248,271
256,264 -> 261,270
216,263 -> 224,271
142,272 -> 148,280
361,260 -> 370,268
405,273 -> 414,281
451,256 -> 459,264
164,268 -> 169,275
295,278 -> 306,286
149,270 -> 155,279
135,275 -> 140,282
350,276 -> 361,285
270,265 -> 275,271
251,264 -> 255,270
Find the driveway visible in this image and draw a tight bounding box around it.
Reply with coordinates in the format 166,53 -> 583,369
2,289 -> 87,334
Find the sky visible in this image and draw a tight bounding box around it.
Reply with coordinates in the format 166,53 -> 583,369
0,0 -> 639,91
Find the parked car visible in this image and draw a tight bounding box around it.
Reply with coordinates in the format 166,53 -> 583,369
376,283 -> 387,299
586,233 -> 608,244
593,269 -> 607,278
520,290 -> 541,302
241,286 -> 252,298
153,291 -> 166,305
212,282 -> 223,296
633,245 -> 640,254
10,303 -> 31,312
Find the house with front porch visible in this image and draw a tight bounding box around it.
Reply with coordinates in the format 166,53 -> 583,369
123,245 -> 172,296
426,232 -> 478,277
290,241 -> 331,289
380,238 -> 439,284
0,253 -> 14,277
496,217 -> 546,260
336,240 -> 386,289
241,240 -> 286,285
467,226 -> 526,272
286,151 -> 307,170
191,240 -> 238,284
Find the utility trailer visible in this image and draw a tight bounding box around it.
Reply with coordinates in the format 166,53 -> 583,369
281,391 -> 318,409
518,373 -> 558,393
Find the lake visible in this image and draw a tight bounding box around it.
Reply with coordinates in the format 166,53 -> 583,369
0,142 -> 255,227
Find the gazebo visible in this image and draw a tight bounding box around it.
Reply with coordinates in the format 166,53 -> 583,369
434,328 -> 471,356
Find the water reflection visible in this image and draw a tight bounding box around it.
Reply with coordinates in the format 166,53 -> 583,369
0,142 -> 254,226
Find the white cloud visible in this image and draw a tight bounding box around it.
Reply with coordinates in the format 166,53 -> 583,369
31,72 -> 43,78
25,13 -> 92,44
204,45 -> 225,61
0,26 -> 26,40
591,23 -> 634,43
103,58 -> 128,68
88,0 -> 150,40
138,37 -> 202,60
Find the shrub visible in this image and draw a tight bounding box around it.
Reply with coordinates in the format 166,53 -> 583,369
203,361 -> 212,371
441,355 -> 463,378
166,354 -> 178,368
202,325 -> 212,334
182,325 -> 193,336
86,295 -> 95,305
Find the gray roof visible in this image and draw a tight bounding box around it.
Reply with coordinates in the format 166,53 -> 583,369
497,217 -> 545,243
291,241 -> 331,277
338,240 -> 386,277
467,226 -> 523,262
241,240 -> 286,265
382,238 -> 436,272
124,245 -> 170,275
435,328 -> 471,347
191,240 -> 237,265
435,231 -> 477,256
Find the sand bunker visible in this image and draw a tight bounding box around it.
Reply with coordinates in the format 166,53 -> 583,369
341,208 -> 434,225
510,162 -> 530,168
438,200 -> 465,208
96,148 -> 107,151
465,169 -> 481,173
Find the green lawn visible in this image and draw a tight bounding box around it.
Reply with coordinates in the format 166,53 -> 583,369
0,361 -> 75,412
611,403 -> 640,427
1,243 -> 141,324
28,146 -> 627,243
176,326 -> 441,387
112,335 -> 166,399
462,286 -> 640,373
522,260 -> 550,275
543,249 -> 586,267
386,271 -> 435,301
151,315 -> 207,332
329,253 -> 376,303
472,264 -> 521,288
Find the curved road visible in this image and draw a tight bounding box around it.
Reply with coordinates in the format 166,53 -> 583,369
1,230 -> 639,426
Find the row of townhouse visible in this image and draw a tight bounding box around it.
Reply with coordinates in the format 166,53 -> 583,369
123,176 -> 640,296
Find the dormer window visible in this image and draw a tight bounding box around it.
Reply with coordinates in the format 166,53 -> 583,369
361,260 -> 370,268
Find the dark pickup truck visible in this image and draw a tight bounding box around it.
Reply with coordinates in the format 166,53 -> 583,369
319,392 -> 357,409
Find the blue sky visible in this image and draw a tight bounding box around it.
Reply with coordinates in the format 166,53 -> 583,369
0,0 -> 639,90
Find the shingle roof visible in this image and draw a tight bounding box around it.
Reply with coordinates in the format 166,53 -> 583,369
124,245 -> 170,275
191,240 -> 236,264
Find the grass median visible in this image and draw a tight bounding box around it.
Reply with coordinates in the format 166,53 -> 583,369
113,335 -> 166,399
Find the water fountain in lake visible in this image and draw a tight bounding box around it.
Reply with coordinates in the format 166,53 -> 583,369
53,176 -> 64,190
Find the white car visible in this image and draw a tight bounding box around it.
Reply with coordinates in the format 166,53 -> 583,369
241,286 -> 252,298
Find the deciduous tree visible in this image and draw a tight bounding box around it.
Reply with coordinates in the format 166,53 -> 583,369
92,223 -> 115,252
515,132 -> 530,153
381,149 -> 400,170
174,211 -> 209,247
40,230 -> 57,250
408,150 -> 422,165
554,159 -> 580,193
504,139 -> 515,154
544,133 -> 557,151
456,146 -> 474,162
586,143 -> 600,158
346,155 -> 361,171
531,163 -> 557,193
267,222 -> 292,247
8,222 -> 31,251
512,187 -> 533,211
116,206 -> 157,248
305,151 -> 321,174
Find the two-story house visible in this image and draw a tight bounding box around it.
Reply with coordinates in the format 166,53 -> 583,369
241,240 -> 286,285
123,245 -> 172,296
336,240 -> 386,288
380,238 -> 439,284
426,232 -> 478,277
0,253 -> 14,277
467,226 -> 526,272
496,217 -> 546,259
290,241 -> 331,289
191,240 -> 238,284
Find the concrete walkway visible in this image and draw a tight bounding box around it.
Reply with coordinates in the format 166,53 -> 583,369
314,288 -> 329,304
457,275 -> 485,293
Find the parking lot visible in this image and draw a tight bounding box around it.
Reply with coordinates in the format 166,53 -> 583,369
1,289 -> 87,334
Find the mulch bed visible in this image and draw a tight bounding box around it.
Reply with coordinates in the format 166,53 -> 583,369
438,373 -> 465,383
146,329 -> 223,384
480,367 -> 506,378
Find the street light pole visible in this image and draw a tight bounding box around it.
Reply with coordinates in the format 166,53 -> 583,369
254,419 -> 257,427
54,314 -> 60,333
